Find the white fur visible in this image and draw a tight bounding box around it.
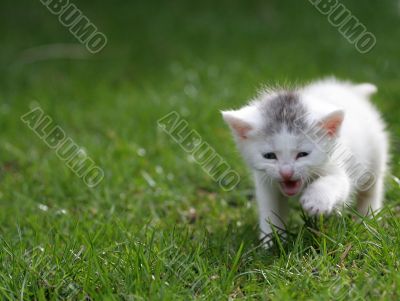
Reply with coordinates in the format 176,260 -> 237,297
222,78 -> 389,241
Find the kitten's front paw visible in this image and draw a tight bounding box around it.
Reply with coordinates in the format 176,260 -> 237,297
300,192 -> 334,216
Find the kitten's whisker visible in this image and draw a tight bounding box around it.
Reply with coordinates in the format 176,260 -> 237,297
261,172 -> 269,184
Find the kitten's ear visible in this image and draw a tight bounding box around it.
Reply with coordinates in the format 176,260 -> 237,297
354,83 -> 377,97
319,110 -> 344,137
221,110 -> 254,139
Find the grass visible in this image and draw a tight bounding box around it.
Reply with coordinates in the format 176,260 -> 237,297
1,0 -> 400,299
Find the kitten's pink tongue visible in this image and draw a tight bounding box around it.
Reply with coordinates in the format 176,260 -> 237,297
279,180 -> 302,196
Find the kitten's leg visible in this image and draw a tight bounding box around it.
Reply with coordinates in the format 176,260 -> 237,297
357,174 -> 384,216
300,168 -> 351,215
254,172 -> 288,244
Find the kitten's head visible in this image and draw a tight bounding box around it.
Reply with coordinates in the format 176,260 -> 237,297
222,91 -> 344,196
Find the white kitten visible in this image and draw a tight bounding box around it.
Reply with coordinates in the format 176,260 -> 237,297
222,78 -> 389,242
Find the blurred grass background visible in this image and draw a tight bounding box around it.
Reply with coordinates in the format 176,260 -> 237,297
0,0 -> 400,299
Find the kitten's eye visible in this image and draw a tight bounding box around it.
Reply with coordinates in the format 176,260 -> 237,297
296,152 -> 309,159
263,152 -> 277,160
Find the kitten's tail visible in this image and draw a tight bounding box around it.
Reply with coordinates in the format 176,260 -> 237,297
354,83 -> 378,97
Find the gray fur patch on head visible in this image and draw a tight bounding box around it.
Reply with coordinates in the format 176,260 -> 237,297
259,91 -> 308,135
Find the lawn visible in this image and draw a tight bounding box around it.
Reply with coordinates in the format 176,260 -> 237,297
1,0 -> 400,300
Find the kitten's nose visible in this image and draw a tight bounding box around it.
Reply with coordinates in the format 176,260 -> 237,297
279,166 -> 294,180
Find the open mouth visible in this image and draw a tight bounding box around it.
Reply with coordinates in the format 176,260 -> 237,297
279,180 -> 302,196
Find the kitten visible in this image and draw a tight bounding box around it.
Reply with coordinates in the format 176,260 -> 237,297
222,78 -> 389,242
